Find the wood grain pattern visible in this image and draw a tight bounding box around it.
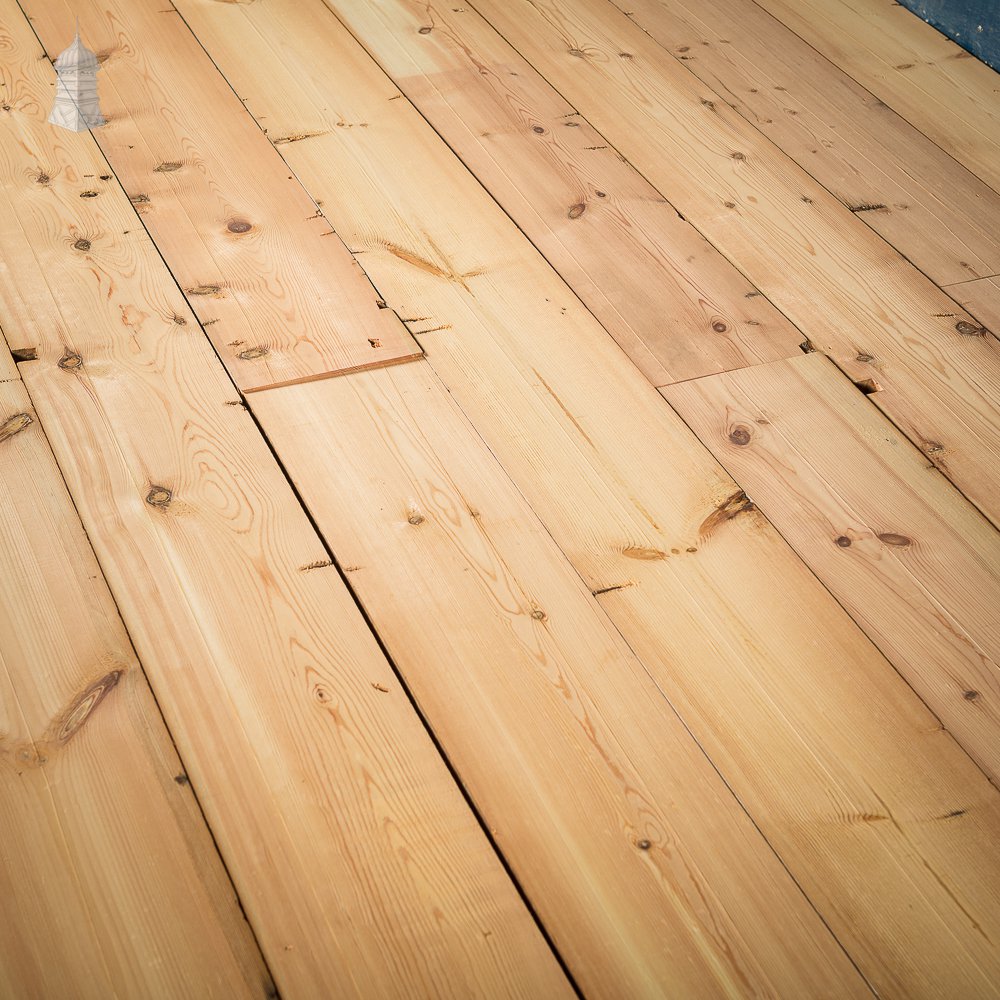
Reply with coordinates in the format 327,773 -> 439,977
463,0 -> 1000,529
948,274 -> 1000,332
0,6 -> 570,994
159,3 -> 1000,994
614,0 -> 1000,286
0,380 -> 268,999
297,0 -> 803,385
250,360 -> 870,1000
20,0 -> 420,392
665,352 -> 1000,786
754,0 -> 1000,194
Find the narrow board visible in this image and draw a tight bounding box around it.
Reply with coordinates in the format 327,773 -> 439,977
948,274 -> 1000,333
164,3 -> 1000,994
665,353 -> 1000,786
291,0 -> 804,386
0,7 -> 572,994
0,380 -> 268,999
19,0 -> 420,392
615,0 -> 1000,286
754,0 -> 1000,194
250,360 -> 870,1000
462,0 -> 1000,527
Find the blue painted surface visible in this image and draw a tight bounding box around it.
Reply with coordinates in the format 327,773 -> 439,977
898,0 -> 999,70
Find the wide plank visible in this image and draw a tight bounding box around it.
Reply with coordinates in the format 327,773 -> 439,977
162,2 -> 1000,994
665,352 -> 1000,786
291,0 -> 803,385
614,0 -> 1000,286
754,0 -> 1000,194
19,0 -> 420,392
462,0 -> 1000,527
0,6 -> 572,994
250,360 -> 869,999
0,380 -> 268,999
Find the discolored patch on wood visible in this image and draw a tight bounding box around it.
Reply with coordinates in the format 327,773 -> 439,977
186,283 -> 223,297
568,202 -> 586,219
877,532 -> 911,547
154,161 -> 183,172
848,203 -> 888,213
146,485 -> 173,508
835,535 -> 852,547
73,238 -> 91,252
622,545 -> 667,560
699,490 -> 755,538
238,346 -> 269,360
227,219 -> 253,234
58,351 -> 83,371
10,347 -> 37,362
79,190 -> 99,198
48,670 -> 123,746
728,425 -> 752,446
0,412 -> 32,444
955,320 -> 987,337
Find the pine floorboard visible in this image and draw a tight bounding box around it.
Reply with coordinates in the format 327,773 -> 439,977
3,0 -> 999,996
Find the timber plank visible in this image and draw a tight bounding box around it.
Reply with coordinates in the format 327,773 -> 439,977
614,0 -> 1000,286
665,352 -> 1000,786
249,360 -> 870,1000
948,274 -> 1000,333
20,0 -> 420,392
0,347 -> 16,381
461,0 -> 1000,527
754,0 -> 1000,194
283,0 -> 803,385
0,6 -> 572,996
165,2 -> 1000,995
0,381 -> 268,999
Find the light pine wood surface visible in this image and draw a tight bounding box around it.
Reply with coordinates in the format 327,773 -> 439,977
0,4 -> 571,994
0,379 -> 269,999
3,0 -> 999,995
250,360 -> 870,999
753,0 -> 1000,194
666,352 -> 1000,785
19,0 -> 421,392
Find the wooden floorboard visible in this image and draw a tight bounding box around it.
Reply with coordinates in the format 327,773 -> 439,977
303,0 -> 804,386
249,360 -> 869,999
0,379 -> 269,999
754,0 -> 1000,194
4,0 -> 1000,994
614,0 -> 1000,287
464,0 -> 1000,529
161,2 -> 1000,995
0,8 -> 571,994
20,0 -> 421,393
665,352 -> 1000,787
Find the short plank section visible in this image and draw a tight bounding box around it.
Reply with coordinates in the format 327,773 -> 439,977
615,0 -> 1000,286
466,0 -> 1000,527
0,381 -> 268,999
307,0 -> 803,385
755,0 -> 1000,194
0,6 -> 571,993
666,352 -> 1000,786
168,3 -> 1000,995
250,360 -> 870,1000
20,0 -> 420,392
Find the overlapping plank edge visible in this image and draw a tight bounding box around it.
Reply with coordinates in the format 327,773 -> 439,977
460,0 -> 1000,530
250,359 -> 871,998
21,0 -> 421,393
665,352 -> 1000,787
753,0 -> 1000,194
297,0 -> 806,386
0,380 -> 269,999
0,7 -> 571,995
610,0 -> 1000,287
162,1 -> 1000,996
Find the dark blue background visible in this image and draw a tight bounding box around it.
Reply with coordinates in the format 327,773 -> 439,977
899,0 -> 998,70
